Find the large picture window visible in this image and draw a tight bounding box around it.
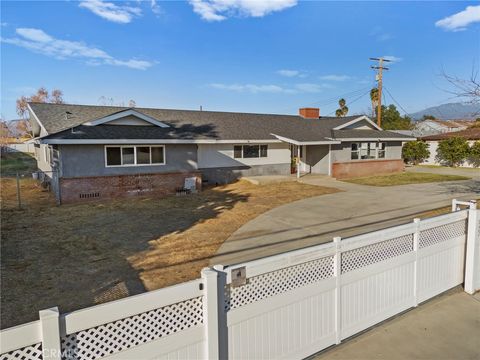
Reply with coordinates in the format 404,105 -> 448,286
351,142 -> 385,160
105,145 -> 165,167
233,145 -> 268,159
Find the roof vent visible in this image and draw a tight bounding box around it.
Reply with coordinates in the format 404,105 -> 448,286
65,111 -> 73,120
299,108 -> 320,119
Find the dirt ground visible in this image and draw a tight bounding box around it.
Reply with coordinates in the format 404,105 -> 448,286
0,176 -> 339,329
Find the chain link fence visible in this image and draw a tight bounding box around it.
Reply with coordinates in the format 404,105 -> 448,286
1,170 -> 57,209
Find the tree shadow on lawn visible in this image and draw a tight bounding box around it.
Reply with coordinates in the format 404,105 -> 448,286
0,182 -> 249,328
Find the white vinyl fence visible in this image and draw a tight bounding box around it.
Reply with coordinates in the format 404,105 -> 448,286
1,200 -> 479,360
3,143 -> 35,154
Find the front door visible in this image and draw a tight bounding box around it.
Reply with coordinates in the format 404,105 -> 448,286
290,145 -> 305,174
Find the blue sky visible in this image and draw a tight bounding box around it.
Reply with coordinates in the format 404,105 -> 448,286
1,1 -> 479,120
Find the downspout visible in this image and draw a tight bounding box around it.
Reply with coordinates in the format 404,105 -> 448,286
328,144 -> 332,176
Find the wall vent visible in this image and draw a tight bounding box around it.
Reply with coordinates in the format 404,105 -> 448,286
79,192 -> 100,199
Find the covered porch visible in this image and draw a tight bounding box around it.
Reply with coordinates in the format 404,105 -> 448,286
272,135 -> 339,178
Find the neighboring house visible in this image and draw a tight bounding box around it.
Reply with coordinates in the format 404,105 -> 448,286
413,119 -> 473,137
28,103 -> 414,203
420,128 -> 480,168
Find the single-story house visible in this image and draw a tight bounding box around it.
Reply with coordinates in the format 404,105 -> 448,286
28,103 -> 414,203
420,127 -> 480,168
414,119 -> 474,137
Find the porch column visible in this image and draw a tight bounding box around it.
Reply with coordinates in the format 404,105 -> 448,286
297,146 -> 300,179
328,144 -> 332,176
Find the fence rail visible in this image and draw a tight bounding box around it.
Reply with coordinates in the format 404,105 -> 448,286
1,200 -> 479,360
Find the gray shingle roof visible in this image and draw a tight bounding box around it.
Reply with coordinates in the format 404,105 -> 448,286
332,129 -> 415,140
31,103 -> 413,142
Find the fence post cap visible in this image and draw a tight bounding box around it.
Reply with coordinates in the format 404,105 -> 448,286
469,200 -> 477,210
201,267 -> 217,277
39,307 -> 59,319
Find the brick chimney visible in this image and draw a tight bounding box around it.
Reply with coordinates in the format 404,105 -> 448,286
299,108 -> 320,119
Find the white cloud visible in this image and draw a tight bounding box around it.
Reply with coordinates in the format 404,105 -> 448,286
383,55 -> 402,63
294,83 -> 326,93
150,0 -> 163,16
319,74 -> 350,81
2,28 -> 153,70
370,26 -> 392,42
209,82 -> 328,94
277,69 -> 300,77
189,0 -> 297,22
16,28 -> 52,42
436,5 -> 480,32
209,83 -> 289,93
79,0 -> 142,23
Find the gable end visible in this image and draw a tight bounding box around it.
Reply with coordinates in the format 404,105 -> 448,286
85,109 -> 170,128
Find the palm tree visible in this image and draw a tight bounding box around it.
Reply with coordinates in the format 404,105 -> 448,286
335,98 -> 349,117
370,88 -> 379,117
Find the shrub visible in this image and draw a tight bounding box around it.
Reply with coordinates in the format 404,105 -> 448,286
468,141 -> 480,167
436,137 -> 470,167
402,141 -> 430,165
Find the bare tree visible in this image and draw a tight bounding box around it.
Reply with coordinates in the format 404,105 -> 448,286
9,120 -> 33,140
441,65 -> 480,104
50,89 -> 64,104
98,96 -> 134,107
16,87 -> 64,118
0,116 -> 11,156
98,96 -> 115,106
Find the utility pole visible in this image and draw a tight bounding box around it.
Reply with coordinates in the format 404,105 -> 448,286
370,57 -> 391,127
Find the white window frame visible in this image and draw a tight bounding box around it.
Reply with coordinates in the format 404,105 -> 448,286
377,142 -> 386,159
233,144 -> 268,159
350,142 -> 386,160
104,145 -> 166,167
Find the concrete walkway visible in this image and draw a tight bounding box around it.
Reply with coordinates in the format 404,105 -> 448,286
211,171 -> 479,266
312,287 -> 480,360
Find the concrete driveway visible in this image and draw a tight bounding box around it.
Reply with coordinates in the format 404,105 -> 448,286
312,287 -> 480,360
211,169 -> 479,266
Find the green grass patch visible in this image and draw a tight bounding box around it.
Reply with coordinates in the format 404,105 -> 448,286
416,165 -> 479,171
343,172 -> 471,186
1,152 -> 37,175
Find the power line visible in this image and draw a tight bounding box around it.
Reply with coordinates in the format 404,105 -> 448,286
280,86 -> 372,113
383,87 -> 412,117
327,89 -> 371,116
314,87 -> 372,107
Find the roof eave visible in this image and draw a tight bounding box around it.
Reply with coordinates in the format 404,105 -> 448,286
335,137 -> 416,141
39,138 -> 284,145
27,103 -> 48,135
271,134 -> 341,145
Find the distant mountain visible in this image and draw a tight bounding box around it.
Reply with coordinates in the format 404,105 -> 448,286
411,102 -> 479,121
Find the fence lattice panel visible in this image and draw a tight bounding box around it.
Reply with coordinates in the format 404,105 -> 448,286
227,255 -> 334,310
61,297 -> 203,360
0,343 -> 42,360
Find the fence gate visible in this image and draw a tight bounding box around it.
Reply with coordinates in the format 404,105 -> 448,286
219,208 -> 472,360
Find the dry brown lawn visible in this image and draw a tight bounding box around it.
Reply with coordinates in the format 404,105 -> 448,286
1,177 -> 338,329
